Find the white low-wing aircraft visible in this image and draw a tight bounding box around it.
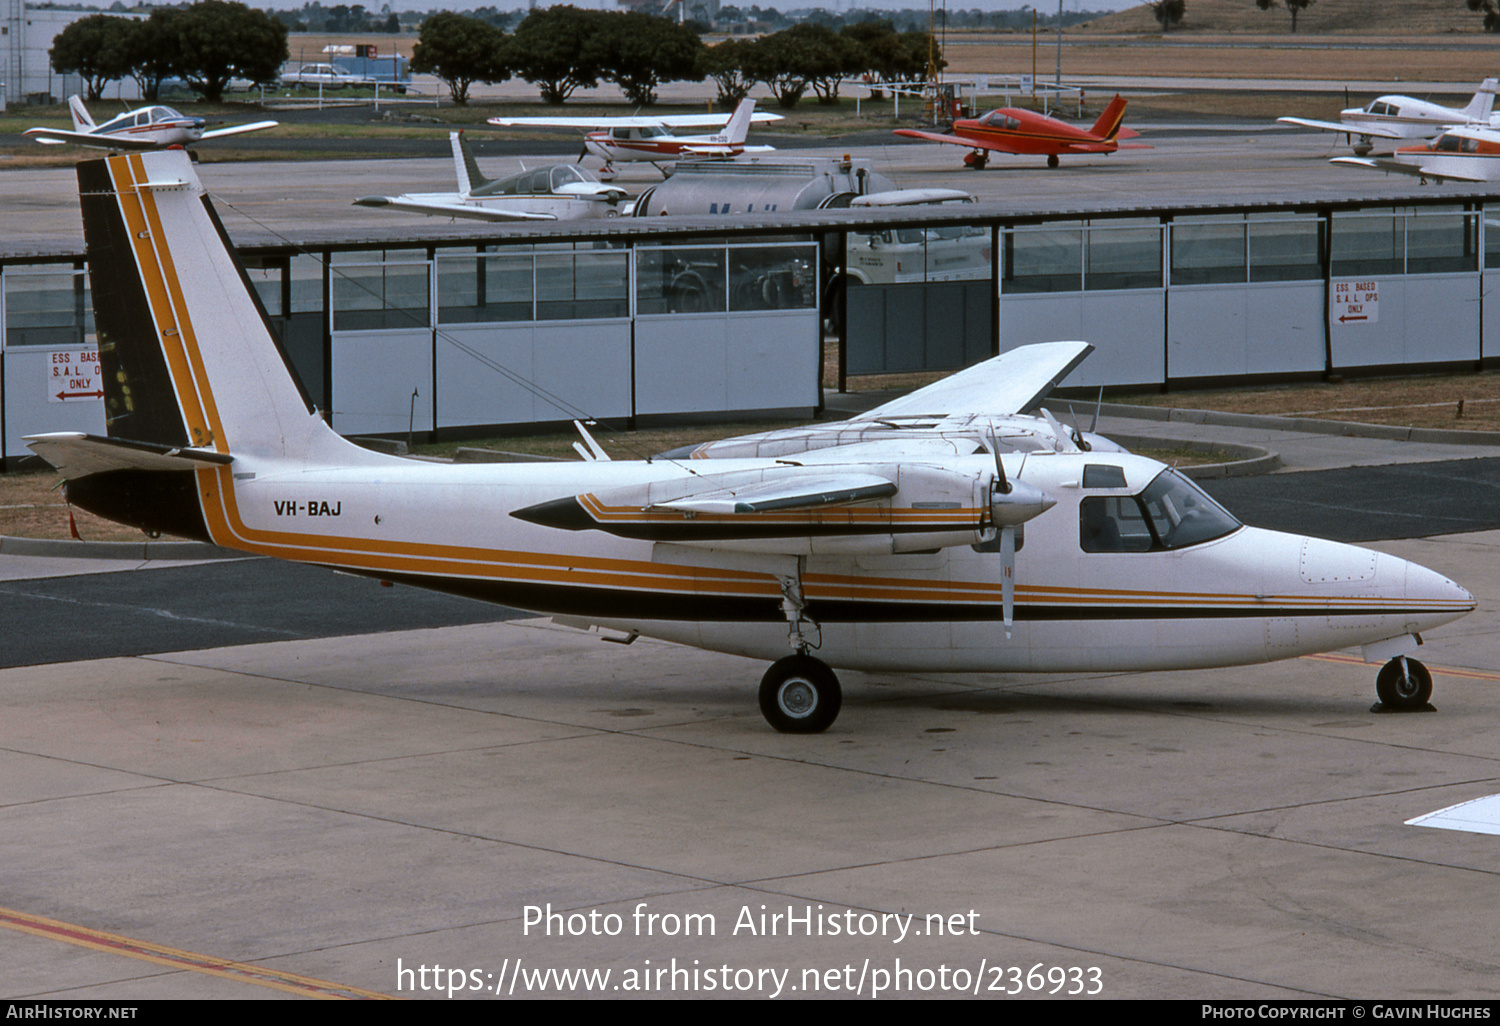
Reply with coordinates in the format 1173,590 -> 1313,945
24,95 -> 277,151
354,131 -> 629,221
1332,125 -> 1500,184
487,98 -> 779,178
26,150 -> 1475,733
1277,78 -> 1499,155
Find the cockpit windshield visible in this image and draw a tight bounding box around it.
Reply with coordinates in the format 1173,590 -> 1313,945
1079,468 -> 1241,553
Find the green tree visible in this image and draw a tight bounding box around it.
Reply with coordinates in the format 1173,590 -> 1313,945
49,14 -> 130,101
697,37 -> 756,109
1466,0 -> 1500,32
115,10 -> 183,102
510,5 -> 607,105
1255,0 -> 1314,33
779,23 -> 862,105
841,20 -> 924,100
174,1 -> 288,101
1145,0 -> 1186,32
740,31 -> 809,109
410,12 -> 509,106
591,12 -> 702,107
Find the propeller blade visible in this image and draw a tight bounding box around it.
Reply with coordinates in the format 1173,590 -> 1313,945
577,144 -> 589,164
1000,524 -> 1016,638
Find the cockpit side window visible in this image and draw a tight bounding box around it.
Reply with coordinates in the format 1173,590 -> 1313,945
1080,469 -> 1241,553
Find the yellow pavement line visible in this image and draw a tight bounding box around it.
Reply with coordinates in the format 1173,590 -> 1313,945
1304,652 -> 1500,682
0,906 -> 392,1000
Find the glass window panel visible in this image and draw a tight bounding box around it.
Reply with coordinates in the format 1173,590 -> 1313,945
437,252 -> 534,323
1331,214 -> 1402,277
244,265 -> 282,317
332,260 -> 429,331
289,255 -> 324,314
728,244 -> 817,311
635,247 -> 727,314
537,250 -> 628,320
1087,224 -> 1162,290
1406,213 -> 1476,275
3,268 -> 93,347
1170,222 -> 1245,285
1486,213 -> 1500,269
1249,218 -> 1323,281
1004,228 -> 1082,293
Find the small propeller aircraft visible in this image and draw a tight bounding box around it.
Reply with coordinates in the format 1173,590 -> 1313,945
1277,78 -> 1499,156
24,95 -> 277,151
487,98 -> 780,179
26,150 -> 1475,733
894,94 -> 1148,169
1331,125 -> 1500,184
354,131 -> 629,222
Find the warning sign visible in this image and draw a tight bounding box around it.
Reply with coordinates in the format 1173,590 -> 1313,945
1333,280 -> 1379,326
47,348 -> 104,403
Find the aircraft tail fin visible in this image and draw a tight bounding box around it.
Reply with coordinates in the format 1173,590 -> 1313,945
451,130 -> 489,198
1088,94 -> 1129,142
723,98 -> 756,144
1462,77 -> 1498,124
74,151 -> 375,469
68,95 -> 95,132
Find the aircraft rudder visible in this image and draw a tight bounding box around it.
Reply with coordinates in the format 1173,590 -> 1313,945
1090,94 -> 1128,141
68,95 -> 95,132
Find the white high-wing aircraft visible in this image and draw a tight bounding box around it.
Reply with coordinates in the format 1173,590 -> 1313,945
26,150 -> 1475,733
487,98 -> 779,178
24,95 -> 277,151
1331,124 -> 1500,184
354,131 -> 629,221
1277,78 -> 1499,155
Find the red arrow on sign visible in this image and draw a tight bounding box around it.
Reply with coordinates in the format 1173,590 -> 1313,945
56,390 -> 104,400
1338,315 -> 1368,323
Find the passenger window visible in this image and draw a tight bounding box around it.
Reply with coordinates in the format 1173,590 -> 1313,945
1080,496 -> 1150,552
1082,464 -> 1127,489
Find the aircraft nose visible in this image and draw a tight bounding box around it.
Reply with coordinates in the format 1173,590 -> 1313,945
1401,557 -> 1475,622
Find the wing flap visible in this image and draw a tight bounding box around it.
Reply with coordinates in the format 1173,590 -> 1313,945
26,432 -> 234,478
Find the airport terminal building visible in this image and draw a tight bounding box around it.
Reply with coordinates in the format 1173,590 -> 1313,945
2,184 -> 1497,466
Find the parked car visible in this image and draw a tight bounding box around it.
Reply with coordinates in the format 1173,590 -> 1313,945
279,63 -> 367,89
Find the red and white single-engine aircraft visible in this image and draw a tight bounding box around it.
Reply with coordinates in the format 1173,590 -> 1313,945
25,95 -> 277,151
487,98 -> 779,178
894,94 -> 1148,169
25,150 -> 1475,734
1331,124 -> 1500,183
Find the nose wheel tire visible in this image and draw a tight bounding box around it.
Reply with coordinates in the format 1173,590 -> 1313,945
759,655 -> 842,733
1375,657 -> 1433,712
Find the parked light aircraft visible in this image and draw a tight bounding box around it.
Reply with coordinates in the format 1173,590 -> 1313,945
894,95 -> 1148,169
1277,78 -> 1499,156
26,150 -> 1475,733
487,98 -> 780,178
1331,125 -> 1500,184
24,95 -> 277,151
354,131 -> 628,221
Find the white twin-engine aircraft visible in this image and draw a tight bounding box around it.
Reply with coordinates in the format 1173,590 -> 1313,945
27,151 -> 1474,733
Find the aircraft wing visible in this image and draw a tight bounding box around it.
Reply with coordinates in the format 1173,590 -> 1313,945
1330,156 -> 1488,184
25,432 -> 233,479
23,128 -> 160,150
852,341 -> 1094,421
198,120 -> 279,142
488,113 -> 783,129
1276,116 -> 1407,140
353,196 -> 557,221
893,128 -> 991,149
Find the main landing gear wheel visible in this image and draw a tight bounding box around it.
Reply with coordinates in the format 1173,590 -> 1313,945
1375,657 -> 1433,712
759,654 -> 842,734
963,151 -> 988,170
1046,154 -> 1060,169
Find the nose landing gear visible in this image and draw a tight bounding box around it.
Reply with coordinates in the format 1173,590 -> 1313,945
1374,656 -> 1434,712
759,654 -> 842,734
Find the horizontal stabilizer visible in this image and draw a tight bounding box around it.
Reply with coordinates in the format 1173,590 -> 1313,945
25,431 -> 234,478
